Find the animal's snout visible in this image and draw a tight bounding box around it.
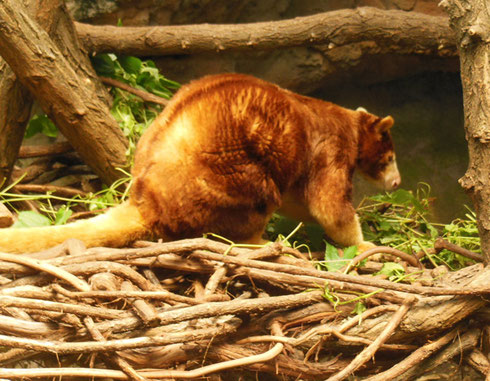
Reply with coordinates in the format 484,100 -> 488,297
390,175 -> 401,190
383,160 -> 401,191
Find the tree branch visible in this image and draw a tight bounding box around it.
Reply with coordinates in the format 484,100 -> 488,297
75,7 -> 457,58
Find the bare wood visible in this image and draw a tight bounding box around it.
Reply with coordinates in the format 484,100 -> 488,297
93,291 -> 323,335
38,238 -> 478,298
0,60 -> 31,186
133,323 -> 283,380
235,266 -> 407,304
0,295 -> 125,320
441,0 -> 490,262
84,317 -> 148,381
342,246 -> 423,271
64,262 -> 157,291
0,203 -> 13,228
0,335 -> 282,380
100,77 -> 169,106
47,238 -> 251,266
76,8 -> 456,58
203,265 -> 227,297
344,265 -> 489,343
54,287 -> 203,305
0,315 -> 56,337
391,328 -> 481,381
0,317 -> 238,354
0,0 -> 45,186
466,349 -> 490,377
0,252 -> 89,292
207,343 -> 351,379
0,0 -> 129,185
120,281 -> 159,326
13,184 -> 88,198
326,297 -> 415,381
18,141 -> 72,158
190,250 -> 489,297
0,367 -> 127,380
0,237 -> 485,378
0,0 -> 112,185
363,328 -> 460,381
434,237 -> 484,262
2,238 -> 488,298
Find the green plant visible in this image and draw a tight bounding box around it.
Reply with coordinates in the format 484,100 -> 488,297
319,243 -> 358,272
266,215 -> 326,251
25,54 -> 179,162
358,184 -> 480,269
25,115 -> 58,139
93,54 -> 179,162
1,171 -> 132,227
374,262 -> 406,281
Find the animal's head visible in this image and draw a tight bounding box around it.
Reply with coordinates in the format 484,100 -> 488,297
356,109 -> 401,191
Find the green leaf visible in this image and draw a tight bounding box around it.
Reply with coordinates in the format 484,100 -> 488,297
428,223 -> 439,239
352,302 -> 367,316
119,56 -> 142,75
324,242 -> 339,262
25,115 -> 58,139
91,54 -> 116,76
159,77 -> 181,90
54,206 -> 72,225
390,189 -> 424,212
324,243 -> 346,272
343,245 -> 358,259
378,220 -> 393,232
24,119 -> 43,139
41,117 -> 58,138
375,262 -> 405,280
12,211 -> 52,228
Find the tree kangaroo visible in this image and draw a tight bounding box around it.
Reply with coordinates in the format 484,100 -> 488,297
0,74 -> 400,253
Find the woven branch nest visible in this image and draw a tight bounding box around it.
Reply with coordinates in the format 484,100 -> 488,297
0,238 -> 487,380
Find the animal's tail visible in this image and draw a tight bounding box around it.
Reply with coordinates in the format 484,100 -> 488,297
0,202 -> 151,253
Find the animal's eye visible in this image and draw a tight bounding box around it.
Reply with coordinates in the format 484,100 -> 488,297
386,154 -> 394,162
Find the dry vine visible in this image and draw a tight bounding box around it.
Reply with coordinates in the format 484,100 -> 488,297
0,237 -> 487,380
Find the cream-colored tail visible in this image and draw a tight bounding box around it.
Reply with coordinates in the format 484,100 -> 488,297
0,202 -> 150,253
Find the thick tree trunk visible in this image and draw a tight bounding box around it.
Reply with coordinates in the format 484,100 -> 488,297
0,62 -> 32,187
0,0 -> 128,186
0,0 -> 112,187
0,0 -> 38,187
441,0 -> 490,263
75,7 -> 456,58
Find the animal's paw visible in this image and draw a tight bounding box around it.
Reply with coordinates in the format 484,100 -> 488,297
357,241 -> 377,253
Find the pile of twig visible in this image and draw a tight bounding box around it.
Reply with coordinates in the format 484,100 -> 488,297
0,237 -> 488,380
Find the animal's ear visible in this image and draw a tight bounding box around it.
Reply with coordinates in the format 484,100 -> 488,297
375,116 -> 394,132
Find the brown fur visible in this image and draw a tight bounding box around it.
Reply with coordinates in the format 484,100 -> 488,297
0,74 -> 400,253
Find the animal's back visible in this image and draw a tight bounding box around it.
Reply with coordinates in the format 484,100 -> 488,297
131,74 -> 309,241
